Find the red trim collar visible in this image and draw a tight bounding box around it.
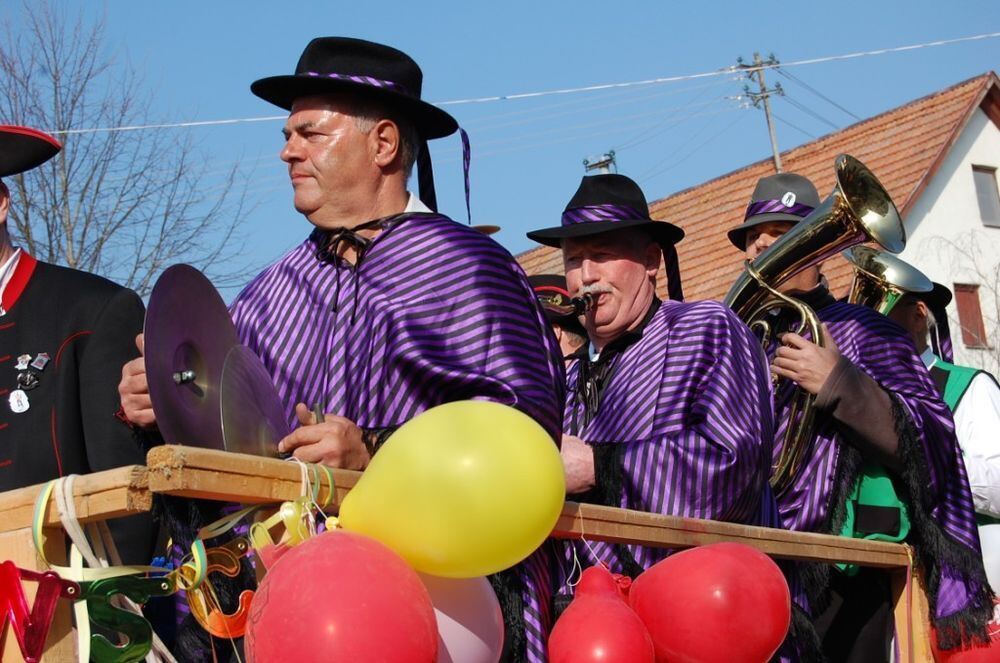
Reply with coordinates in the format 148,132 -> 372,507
3,252 -> 37,313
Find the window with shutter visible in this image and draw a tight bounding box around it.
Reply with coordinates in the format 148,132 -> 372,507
954,283 -> 989,348
972,165 -> 1000,228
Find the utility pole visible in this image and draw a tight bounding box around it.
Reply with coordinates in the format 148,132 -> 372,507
737,53 -> 784,173
583,150 -> 616,174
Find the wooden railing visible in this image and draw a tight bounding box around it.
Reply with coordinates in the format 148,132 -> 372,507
0,446 -> 933,662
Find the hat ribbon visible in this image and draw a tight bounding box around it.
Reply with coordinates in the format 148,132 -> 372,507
744,198 -> 814,220
561,203 -> 644,227
305,71 -> 411,95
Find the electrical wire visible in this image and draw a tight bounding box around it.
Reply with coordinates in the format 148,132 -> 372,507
781,94 -> 841,130
776,68 -> 862,120
44,30 -> 1000,136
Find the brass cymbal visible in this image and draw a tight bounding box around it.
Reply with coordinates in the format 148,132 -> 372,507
144,264 -> 238,449
220,345 -> 289,458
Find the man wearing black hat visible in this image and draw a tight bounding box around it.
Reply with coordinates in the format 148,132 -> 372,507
730,172 -> 993,659
889,282 -> 1000,594
118,37 -> 564,663
528,274 -> 588,363
528,174 -> 779,648
0,125 -> 153,562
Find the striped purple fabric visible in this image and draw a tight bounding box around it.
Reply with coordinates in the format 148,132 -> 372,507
744,198 -> 814,220
770,299 -> 985,623
560,203 -> 645,227
229,213 -> 564,441
528,300 -> 777,661
304,71 -> 410,95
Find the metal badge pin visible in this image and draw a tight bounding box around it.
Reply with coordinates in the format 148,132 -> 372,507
15,354 -> 31,370
30,353 -> 50,371
16,371 -> 39,391
9,389 -> 29,414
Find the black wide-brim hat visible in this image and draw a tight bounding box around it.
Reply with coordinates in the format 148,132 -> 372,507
916,282 -> 953,310
727,172 -> 821,250
251,37 -> 458,140
526,173 -> 684,248
0,125 -> 62,178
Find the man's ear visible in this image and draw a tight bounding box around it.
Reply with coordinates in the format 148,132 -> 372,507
0,180 -> 9,227
644,241 -> 662,277
371,119 -> 401,170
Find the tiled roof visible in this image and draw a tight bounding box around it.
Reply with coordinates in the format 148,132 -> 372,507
517,72 -> 1000,302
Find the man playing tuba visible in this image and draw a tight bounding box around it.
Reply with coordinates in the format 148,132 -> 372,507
728,171 -> 991,660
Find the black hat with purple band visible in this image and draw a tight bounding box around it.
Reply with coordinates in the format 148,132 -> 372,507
527,174 -> 686,301
727,172 -> 820,250
0,125 -> 62,178
250,37 -> 469,217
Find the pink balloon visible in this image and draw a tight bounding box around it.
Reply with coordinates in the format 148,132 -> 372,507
420,574 -> 504,663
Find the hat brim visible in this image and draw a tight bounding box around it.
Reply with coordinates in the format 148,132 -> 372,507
0,126 -> 61,178
727,212 -> 804,250
527,218 -> 684,248
250,75 -> 458,140
917,283 -> 953,310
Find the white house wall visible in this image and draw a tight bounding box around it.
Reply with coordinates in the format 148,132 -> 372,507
901,107 -> 1000,371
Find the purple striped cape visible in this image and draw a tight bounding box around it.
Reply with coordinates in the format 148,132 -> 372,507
515,300 -> 780,662
772,297 -> 992,644
229,212 -> 565,441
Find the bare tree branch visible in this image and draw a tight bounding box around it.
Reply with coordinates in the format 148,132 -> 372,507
0,1 -> 254,296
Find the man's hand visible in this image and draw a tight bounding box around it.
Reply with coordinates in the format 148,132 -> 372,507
277,403 -> 370,470
772,324 -> 841,395
118,333 -> 157,429
561,434 -> 595,495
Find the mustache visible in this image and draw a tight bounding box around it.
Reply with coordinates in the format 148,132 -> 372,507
576,284 -> 613,297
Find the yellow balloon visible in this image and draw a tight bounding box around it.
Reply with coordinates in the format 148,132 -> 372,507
338,401 -> 565,578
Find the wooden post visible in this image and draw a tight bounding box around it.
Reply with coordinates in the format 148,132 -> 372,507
0,466 -> 150,662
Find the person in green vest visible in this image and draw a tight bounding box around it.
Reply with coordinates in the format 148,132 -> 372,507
889,282 -> 1000,593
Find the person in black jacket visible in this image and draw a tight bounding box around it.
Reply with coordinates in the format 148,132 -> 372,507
0,124 -> 153,565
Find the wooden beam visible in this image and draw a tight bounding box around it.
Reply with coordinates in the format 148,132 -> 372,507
0,465 -> 150,533
146,445 -> 358,506
147,446 -> 911,568
552,501 -> 911,567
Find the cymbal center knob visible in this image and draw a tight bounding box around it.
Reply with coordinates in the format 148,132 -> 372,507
173,369 -> 197,384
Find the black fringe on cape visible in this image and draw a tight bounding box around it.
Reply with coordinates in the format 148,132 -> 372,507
797,396 -> 994,651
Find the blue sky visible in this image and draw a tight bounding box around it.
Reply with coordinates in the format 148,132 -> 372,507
10,1 -> 1000,296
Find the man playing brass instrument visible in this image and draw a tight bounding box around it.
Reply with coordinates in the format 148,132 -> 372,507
528,174 -> 780,651
729,172 -> 992,659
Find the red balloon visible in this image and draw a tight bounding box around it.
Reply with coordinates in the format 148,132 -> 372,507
548,565 -> 655,663
932,609 -> 1000,663
629,543 -> 790,663
245,530 -> 438,663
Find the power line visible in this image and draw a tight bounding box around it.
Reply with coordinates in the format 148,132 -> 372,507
776,68 -> 861,120
44,30 -> 1000,136
639,112 -> 751,182
782,94 -> 840,130
772,113 -> 817,140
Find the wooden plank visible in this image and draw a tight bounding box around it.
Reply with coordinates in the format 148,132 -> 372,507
552,501 -> 912,567
0,466 -> 150,533
0,528 -> 75,662
146,445 -> 358,507
147,446 -> 911,568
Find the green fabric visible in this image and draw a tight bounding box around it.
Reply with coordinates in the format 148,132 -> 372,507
837,462 -> 910,575
976,512 -> 1000,527
935,359 -> 982,411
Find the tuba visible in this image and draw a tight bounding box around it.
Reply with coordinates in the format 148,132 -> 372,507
844,246 -> 932,315
723,154 -> 906,492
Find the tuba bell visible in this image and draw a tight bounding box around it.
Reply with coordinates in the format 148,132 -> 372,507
844,246 -> 933,315
723,154 -> 906,493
